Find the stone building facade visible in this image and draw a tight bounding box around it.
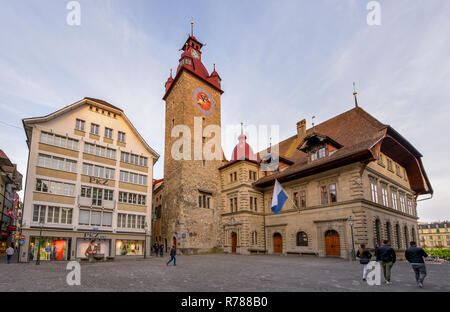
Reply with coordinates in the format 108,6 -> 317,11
157,30 -> 433,259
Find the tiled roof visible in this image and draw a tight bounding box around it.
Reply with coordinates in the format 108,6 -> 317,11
254,106 -> 431,194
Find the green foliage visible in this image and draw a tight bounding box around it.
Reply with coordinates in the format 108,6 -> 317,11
424,248 -> 450,260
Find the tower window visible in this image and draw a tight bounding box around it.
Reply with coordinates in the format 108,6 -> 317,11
199,193 -> 212,209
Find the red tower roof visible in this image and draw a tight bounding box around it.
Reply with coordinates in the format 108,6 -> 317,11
163,31 -> 223,100
230,124 -> 256,162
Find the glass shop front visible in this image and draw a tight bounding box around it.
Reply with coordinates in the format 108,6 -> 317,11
29,237 -> 71,261
76,238 -> 111,259
115,240 -> 144,256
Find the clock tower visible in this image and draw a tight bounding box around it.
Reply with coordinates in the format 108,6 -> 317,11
161,28 -> 225,253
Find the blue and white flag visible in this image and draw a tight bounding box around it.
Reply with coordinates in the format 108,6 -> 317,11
271,180 -> 288,215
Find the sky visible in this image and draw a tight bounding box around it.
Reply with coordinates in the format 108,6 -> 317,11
0,0 -> 449,222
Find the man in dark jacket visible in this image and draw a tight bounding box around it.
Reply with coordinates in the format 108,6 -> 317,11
167,245 -> 176,266
405,241 -> 428,288
375,240 -> 396,284
159,244 -> 164,257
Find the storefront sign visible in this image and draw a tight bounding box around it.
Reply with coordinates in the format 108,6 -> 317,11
89,176 -> 109,185
83,232 -> 107,240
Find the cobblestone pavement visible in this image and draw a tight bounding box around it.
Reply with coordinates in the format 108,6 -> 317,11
1,254 -> 449,292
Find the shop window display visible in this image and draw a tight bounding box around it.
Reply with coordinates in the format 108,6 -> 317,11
29,237 -> 68,261
116,240 -> 143,256
76,239 -> 110,259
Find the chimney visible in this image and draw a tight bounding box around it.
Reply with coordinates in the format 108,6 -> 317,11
297,119 -> 306,138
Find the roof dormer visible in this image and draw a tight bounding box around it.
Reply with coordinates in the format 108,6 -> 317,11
298,133 -> 343,163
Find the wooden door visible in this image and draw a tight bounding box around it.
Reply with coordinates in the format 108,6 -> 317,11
231,233 -> 237,253
325,230 -> 340,256
273,233 -> 283,253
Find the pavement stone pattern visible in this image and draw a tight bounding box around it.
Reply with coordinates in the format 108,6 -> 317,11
1,254 -> 449,292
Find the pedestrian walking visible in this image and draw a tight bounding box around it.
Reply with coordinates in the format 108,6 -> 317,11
159,244 -> 164,257
6,245 -> 14,264
405,241 -> 428,288
375,240 -> 396,284
356,243 -> 372,281
167,245 -> 176,266
375,243 -> 380,262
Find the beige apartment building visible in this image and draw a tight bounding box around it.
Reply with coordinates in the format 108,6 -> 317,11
418,221 -> 450,249
20,97 -> 159,262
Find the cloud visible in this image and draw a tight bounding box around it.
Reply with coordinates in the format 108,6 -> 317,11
0,0 -> 449,221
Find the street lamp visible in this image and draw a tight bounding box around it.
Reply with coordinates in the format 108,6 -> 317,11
143,222 -> 148,259
36,218 -> 44,265
349,215 -> 356,261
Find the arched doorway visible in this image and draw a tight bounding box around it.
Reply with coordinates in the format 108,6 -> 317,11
273,233 -> 283,253
325,230 -> 340,256
231,232 -> 237,253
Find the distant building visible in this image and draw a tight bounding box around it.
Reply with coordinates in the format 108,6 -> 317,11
0,149 -> 23,254
418,221 -> 450,249
21,98 -> 159,262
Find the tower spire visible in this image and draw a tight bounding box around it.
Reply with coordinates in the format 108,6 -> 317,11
190,18 -> 194,36
240,121 -> 244,135
353,82 -> 359,108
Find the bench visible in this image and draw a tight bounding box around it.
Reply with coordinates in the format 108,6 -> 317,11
286,251 -> 318,256
79,254 -> 106,263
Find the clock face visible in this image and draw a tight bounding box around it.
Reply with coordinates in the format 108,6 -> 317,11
191,49 -> 199,59
194,88 -> 214,115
